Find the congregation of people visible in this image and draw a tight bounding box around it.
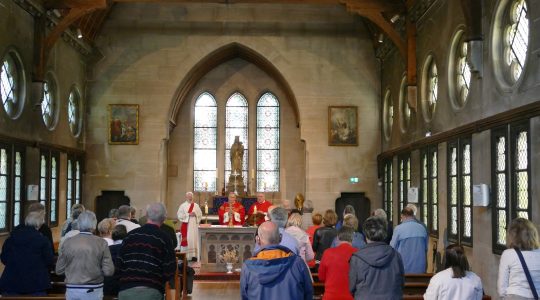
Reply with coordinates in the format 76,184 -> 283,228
0,194 -> 539,300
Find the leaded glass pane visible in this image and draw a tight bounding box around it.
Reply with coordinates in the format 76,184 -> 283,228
517,211 -> 528,219
42,81 -> 54,128
258,93 -> 279,107
194,170 -> 217,192
463,175 -> 471,205
451,207 -> 458,235
464,207 -> 472,238
257,128 -> 279,149
76,162 -> 80,180
497,173 -> 507,207
505,0 -> 529,81
68,161 -> 73,180
15,152 -> 21,175
0,149 -> 6,174
194,106 -> 217,128
517,171 -> 528,209
463,144 -> 471,174
68,90 -> 79,135
225,91 -> 248,189
0,176 -> 6,201
40,178 -> 46,199
194,128 -> 217,149
257,107 -> 279,129
433,204 -> 438,230
257,150 -> 279,171
0,53 -> 19,118
195,92 -> 217,107
432,152 -> 438,177
451,148 -> 457,175
0,203 -> 5,229
457,40 -> 471,105
256,171 -> 279,192
497,137 -> 506,171
194,149 -> 217,170
51,200 -> 56,222
51,157 -> 57,177
451,177 -> 457,205
498,210 -> 507,245
40,155 -> 46,177
516,131 -> 528,170
14,202 -> 20,227
14,177 -> 20,201
51,178 -> 56,198
429,62 -> 438,108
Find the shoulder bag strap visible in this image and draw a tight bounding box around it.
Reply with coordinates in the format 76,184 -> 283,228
514,247 -> 539,300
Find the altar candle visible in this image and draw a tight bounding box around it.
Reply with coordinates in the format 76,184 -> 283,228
254,205 -> 257,214
205,204 -> 208,215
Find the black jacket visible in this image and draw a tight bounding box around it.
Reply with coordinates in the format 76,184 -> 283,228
312,226 -> 337,261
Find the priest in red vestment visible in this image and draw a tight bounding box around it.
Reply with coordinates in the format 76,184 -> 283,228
246,193 -> 272,226
218,192 -> 245,226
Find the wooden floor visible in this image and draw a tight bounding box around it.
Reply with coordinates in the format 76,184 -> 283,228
187,281 -> 241,299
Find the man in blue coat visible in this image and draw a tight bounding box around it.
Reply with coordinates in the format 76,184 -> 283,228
240,221 -> 313,300
390,206 -> 428,273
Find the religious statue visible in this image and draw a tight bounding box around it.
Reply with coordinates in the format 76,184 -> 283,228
294,193 -> 305,211
230,136 -> 244,175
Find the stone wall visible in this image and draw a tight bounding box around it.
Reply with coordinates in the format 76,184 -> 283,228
380,0 -> 540,296
86,3 -> 381,217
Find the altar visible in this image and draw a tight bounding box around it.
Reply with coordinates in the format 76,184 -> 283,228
198,225 -> 257,272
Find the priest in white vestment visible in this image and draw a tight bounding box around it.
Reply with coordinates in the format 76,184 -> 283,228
177,192 -> 202,261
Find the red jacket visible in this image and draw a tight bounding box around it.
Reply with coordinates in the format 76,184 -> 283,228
318,243 -> 357,300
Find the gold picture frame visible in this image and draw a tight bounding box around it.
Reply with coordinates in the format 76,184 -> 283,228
328,106 -> 358,146
108,104 -> 139,145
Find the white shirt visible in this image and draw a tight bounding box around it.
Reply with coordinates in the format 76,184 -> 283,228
424,268 -> 483,300
116,218 -> 140,233
498,248 -> 540,298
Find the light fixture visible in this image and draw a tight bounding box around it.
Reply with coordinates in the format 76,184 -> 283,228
425,131 -> 432,137
378,33 -> 384,43
76,28 -> 83,39
390,14 -> 400,23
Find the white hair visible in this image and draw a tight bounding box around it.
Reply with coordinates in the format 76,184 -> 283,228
373,208 -> 388,220
78,211 -> 97,232
146,202 -> 167,223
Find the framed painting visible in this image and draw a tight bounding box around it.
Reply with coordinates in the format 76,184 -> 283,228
108,104 -> 139,145
328,106 -> 358,146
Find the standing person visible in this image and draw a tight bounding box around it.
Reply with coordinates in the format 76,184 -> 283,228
313,209 -> 338,261
285,213 -> 314,263
98,218 -> 116,246
349,216 -> 404,300
218,192 -> 245,226
424,244 -> 483,300
240,221 -> 313,300
177,192 -> 202,261
331,214 -> 366,249
498,218 -> 540,299
390,207 -> 428,273
306,212 -> 323,244
61,203 -> 85,237
301,200 -> 315,230
116,205 -> 141,233
117,203 -> 176,300
372,208 -> 393,244
26,202 -> 55,254
56,211 -> 115,300
319,227 -> 358,300
0,210 -> 54,296
336,205 -> 356,230
246,193 -> 272,226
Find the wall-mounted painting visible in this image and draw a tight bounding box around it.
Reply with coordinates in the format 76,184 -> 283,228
109,104 -> 139,145
328,106 -> 358,146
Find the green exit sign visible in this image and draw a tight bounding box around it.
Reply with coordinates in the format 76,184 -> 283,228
349,177 -> 359,184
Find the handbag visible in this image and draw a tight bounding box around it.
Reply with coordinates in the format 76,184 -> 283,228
514,247 -> 539,300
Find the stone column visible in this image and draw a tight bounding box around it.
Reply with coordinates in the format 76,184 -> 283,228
159,139 -> 169,203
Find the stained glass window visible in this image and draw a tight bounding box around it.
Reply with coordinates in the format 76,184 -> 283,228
13,149 -> 23,228
399,76 -> 411,132
428,61 -> 438,113
256,92 -> 279,192
456,37 -> 471,106
39,149 -> 59,226
513,129 -> 530,219
194,93 -> 217,192
225,93 -> 248,190
67,155 -> 83,219
504,0 -> 529,82
447,138 -> 472,245
0,147 -> 8,231
1,51 -> 24,119
383,159 -> 393,223
68,89 -> 81,136
383,90 -> 393,140
493,128 -> 509,251
421,145 -> 438,235
41,78 -> 56,129
398,155 -> 410,215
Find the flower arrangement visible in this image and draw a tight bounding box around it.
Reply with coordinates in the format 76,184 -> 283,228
220,249 -> 238,264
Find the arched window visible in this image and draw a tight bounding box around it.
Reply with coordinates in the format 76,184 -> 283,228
398,76 -> 411,133
383,90 -> 393,141
422,56 -> 438,122
504,0 -> 528,82
68,88 -> 82,136
225,93 -> 248,188
256,92 -> 280,192
193,93 -> 217,191
449,29 -> 472,108
41,74 -> 57,130
0,50 -> 25,119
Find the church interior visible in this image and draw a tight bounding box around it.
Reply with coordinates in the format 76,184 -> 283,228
0,0 -> 539,298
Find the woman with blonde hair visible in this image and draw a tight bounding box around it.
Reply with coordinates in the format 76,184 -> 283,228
498,218 -> 540,300
285,213 -> 315,263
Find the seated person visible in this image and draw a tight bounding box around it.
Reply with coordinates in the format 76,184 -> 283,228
246,193 -> 272,226
424,244 -> 483,300
218,192 -> 245,226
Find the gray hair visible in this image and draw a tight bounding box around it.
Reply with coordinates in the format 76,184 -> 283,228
372,208 -> 388,220
77,211 -> 97,232
146,202 -> 167,223
118,205 -> 131,218
97,218 -> 115,235
406,204 -> 418,216
363,216 -> 387,242
286,213 -> 303,228
337,227 -> 354,243
269,207 -> 288,228
258,222 -> 281,245
71,203 -> 85,219
304,200 -> 314,213
25,211 -> 45,229
108,208 -> 119,218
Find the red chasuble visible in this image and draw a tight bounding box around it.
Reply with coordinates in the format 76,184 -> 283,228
218,202 -> 245,225
180,202 -> 195,247
246,200 -> 272,226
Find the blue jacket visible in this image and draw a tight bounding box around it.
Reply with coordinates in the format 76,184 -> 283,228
331,232 -> 366,249
0,225 -> 54,294
390,219 -> 428,273
241,245 -> 313,300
